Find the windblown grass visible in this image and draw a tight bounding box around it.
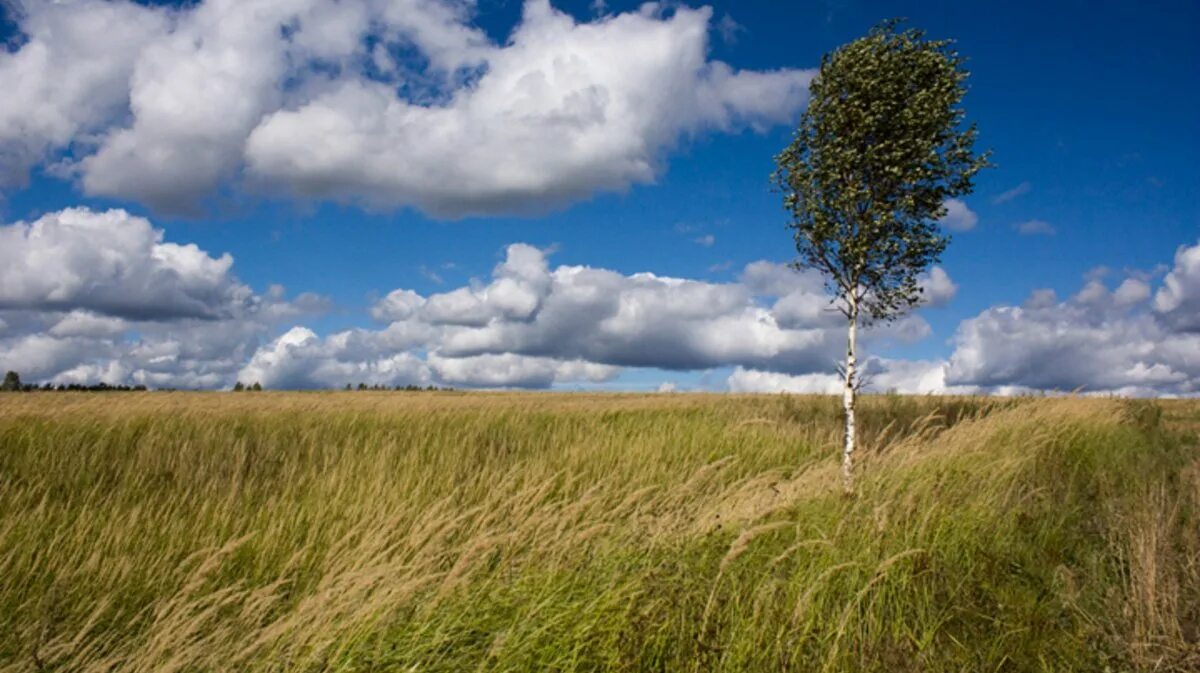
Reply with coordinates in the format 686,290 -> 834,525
0,392 -> 1196,671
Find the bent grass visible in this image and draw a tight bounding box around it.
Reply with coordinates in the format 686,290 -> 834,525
0,392 -> 1196,671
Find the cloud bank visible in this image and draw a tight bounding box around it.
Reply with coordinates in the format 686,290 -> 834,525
1,207 -> 1195,395
0,0 -> 813,216
0,208 -> 327,388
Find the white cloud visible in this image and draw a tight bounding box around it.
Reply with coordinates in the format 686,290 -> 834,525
47,311 -> 129,339
728,358 -> 953,395
245,2 -> 813,217
428,352 -> 618,388
78,0 -> 320,212
919,267 -> 958,308
1153,239 -> 1200,332
0,0 -> 169,188
1015,219 -> 1056,236
4,207 -> 1192,396
939,198 -> 978,231
235,326 -> 433,390
233,243 -> 940,389
420,245 -> 930,371
727,367 -> 839,394
1,0 -> 813,216
991,181 -> 1031,205
0,207 -> 245,319
944,262 -> 1200,396
0,207 -> 328,387
731,242 -> 1200,398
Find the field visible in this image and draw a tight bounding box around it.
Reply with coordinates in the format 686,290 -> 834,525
1,392 -> 1198,672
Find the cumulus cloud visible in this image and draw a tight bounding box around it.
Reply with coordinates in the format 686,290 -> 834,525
233,326 -> 618,390
1153,240 -> 1200,332
428,353 -> 618,388
943,250 -> 1200,396
4,207 -> 1193,396
0,0 -> 169,187
919,267 -> 958,308
728,358 -> 952,395
233,243 -> 941,389
0,208 -> 245,319
733,241 -> 1200,397
0,207 -> 328,387
1,0 -> 813,216
244,2 -> 813,216
938,198 -> 978,232
234,326 -> 432,390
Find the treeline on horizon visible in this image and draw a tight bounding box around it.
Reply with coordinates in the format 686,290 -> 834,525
1,371 -> 454,393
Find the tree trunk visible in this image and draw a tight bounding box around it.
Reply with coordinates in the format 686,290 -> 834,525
842,302 -> 858,494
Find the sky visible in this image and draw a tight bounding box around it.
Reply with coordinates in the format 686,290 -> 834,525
0,0 -> 1196,394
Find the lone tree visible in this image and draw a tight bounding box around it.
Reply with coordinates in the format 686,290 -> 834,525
1,371 -> 21,392
773,20 -> 988,492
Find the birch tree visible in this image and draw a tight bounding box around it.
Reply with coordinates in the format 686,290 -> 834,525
773,20 -> 988,493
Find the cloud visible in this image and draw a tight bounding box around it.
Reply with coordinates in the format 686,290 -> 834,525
235,243 -> 942,389
1153,239 -> 1200,332
694,234 -> 716,247
715,13 -> 745,45
2,210 -> 1195,396
727,358 -> 953,395
428,352 -> 618,388
1,0 -> 813,216
0,207 -> 328,387
943,254 -> 1200,396
0,0 -> 169,188
0,207 -> 245,320
235,326 -> 432,390
244,2 -> 813,217
233,326 -> 619,390
919,267 -> 958,308
938,198 -> 977,231
992,181 -> 1031,205
733,241 -> 1200,397
1015,219 -> 1056,236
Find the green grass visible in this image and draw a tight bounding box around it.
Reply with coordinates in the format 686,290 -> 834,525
1,392 -> 1197,672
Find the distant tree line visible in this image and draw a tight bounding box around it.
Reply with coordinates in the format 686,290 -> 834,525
3,370 -> 456,393
343,383 -> 455,392
2,371 -> 148,392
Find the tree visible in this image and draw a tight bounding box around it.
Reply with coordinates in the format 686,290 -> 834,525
250,382 -> 263,391
773,20 -> 988,493
1,371 -> 21,392
233,381 -> 245,392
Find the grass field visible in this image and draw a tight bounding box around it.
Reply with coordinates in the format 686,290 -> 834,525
1,392 -> 1197,672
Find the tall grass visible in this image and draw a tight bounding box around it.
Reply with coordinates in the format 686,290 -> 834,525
1,393 -> 1196,671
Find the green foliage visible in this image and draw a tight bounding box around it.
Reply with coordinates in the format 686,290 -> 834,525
774,19 -> 990,322
1,370 -> 21,392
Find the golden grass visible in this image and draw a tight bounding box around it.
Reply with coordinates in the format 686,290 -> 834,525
0,392 -> 1196,671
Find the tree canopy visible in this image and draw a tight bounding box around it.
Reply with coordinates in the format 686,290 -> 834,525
774,19 -> 989,323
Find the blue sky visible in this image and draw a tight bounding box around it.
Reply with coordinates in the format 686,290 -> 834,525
0,0 -> 1197,393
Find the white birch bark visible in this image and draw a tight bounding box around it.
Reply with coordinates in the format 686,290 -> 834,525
841,301 -> 858,494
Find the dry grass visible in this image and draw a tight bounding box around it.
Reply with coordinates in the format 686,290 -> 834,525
0,392 -> 1196,671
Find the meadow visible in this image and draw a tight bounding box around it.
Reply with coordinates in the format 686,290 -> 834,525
1,392 -> 1197,672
